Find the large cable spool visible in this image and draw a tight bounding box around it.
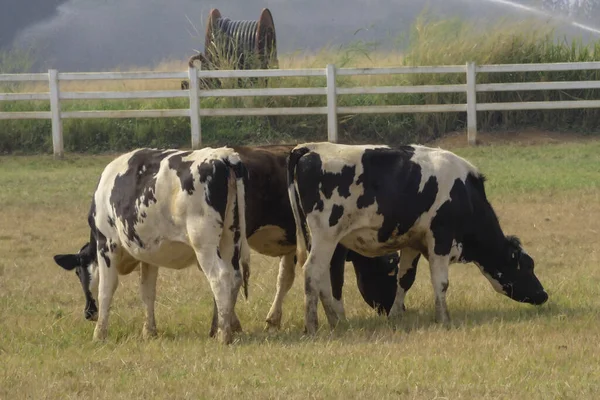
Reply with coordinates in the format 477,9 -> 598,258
188,8 -> 278,72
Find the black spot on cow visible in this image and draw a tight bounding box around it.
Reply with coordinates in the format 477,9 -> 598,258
109,149 -> 177,247
329,245 -> 348,301
399,254 -> 420,292
168,151 -> 195,195
107,217 -> 115,228
231,196 -> 240,236
296,152 -> 324,213
329,204 -> 344,227
430,178 -> 471,256
231,245 -> 240,271
321,165 -> 356,199
198,159 -> 229,222
96,229 -> 111,268
295,152 -> 357,215
87,196 -> 110,268
354,147 -> 438,243
441,281 -> 449,293
230,198 -> 241,272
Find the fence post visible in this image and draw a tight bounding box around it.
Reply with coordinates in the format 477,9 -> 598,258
466,61 -> 477,146
48,69 -> 63,158
326,64 -> 338,143
188,65 -> 201,149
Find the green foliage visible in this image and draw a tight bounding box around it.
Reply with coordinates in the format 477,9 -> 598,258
2,14 -> 600,153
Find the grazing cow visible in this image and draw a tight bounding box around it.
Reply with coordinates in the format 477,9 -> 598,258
53,147 -> 250,344
231,145 -> 400,327
287,142 -> 548,334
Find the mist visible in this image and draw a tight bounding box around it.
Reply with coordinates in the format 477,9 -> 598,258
4,0 -> 600,72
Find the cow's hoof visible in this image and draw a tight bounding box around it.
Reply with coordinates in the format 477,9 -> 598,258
218,328 -> 233,345
231,318 -> 243,333
434,309 -> 451,327
209,326 -> 217,338
93,327 -> 107,342
265,310 -> 282,329
303,324 -> 318,336
142,325 -> 158,340
264,319 -> 281,333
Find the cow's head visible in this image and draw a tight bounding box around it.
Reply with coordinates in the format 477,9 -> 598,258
53,243 -> 99,321
347,251 -> 400,315
469,235 -> 547,305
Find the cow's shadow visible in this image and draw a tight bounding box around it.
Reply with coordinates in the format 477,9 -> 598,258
230,300 -> 584,346
135,299 -> 583,345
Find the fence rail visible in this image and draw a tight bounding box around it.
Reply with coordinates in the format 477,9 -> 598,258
2,61 -> 600,157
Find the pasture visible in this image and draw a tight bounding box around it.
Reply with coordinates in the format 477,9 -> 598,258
1,137 -> 600,399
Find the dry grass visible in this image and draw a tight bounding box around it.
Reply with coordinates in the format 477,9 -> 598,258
17,49 -> 405,94
1,139 -> 600,399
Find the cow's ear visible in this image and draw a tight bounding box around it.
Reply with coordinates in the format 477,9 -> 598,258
53,254 -> 80,271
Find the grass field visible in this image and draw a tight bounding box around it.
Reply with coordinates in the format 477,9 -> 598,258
1,137 -> 600,399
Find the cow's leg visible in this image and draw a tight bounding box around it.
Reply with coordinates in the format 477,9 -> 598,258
214,192 -> 246,336
230,267 -> 243,334
195,247 -> 234,345
265,252 -> 296,330
388,248 -> 421,321
429,254 -> 451,326
329,244 -> 348,322
210,299 -> 218,338
209,277 -> 242,336
139,262 -> 159,339
303,239 -> 340,334
93,243 -> 119,341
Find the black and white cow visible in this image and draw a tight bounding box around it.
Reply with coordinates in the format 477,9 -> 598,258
232,145 -> 400,326
53,148 -> 250,344
287,142 -> 548,334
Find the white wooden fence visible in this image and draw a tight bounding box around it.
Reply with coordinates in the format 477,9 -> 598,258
2,61 -> 600,158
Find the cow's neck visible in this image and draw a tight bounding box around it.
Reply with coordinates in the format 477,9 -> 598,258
464,201 -> 507,266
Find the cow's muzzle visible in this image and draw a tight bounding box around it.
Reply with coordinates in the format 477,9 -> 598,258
524,291 -> 548,306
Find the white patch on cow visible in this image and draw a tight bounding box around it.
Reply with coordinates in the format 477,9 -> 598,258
301,141 -> 389,173
449,240 -> 465,263
411,146 -> 477,200
474,262 -> 506,294
89,261 -> 99,301
248,225 -> 294,257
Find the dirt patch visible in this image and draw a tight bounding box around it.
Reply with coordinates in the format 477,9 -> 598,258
427,128 -> 597,149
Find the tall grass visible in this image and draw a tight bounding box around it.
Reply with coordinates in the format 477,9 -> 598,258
2,15 -> 600,153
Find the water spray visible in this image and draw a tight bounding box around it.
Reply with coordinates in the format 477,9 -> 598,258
483,0 -> 600,35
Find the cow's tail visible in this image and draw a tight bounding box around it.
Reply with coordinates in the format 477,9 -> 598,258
226,153 -> 250,300
287,146 -> 311,269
